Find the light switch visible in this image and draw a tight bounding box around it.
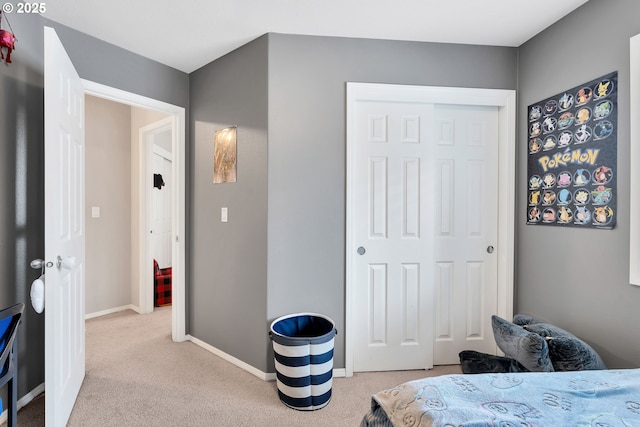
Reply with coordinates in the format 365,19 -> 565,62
221,207 -> 228,223
91,207 -> 100,218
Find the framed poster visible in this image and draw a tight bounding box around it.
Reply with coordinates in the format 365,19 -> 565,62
213,126 -> 237,183
527,71 -> 618,229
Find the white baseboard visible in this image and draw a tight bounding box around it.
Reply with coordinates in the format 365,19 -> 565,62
85,304 -> 141,320
333,368 -> 346,378
186,335 -> 346,381
187,335 -> 272,381
0,383 -> 45,424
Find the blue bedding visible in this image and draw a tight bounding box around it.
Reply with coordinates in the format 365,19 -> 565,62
361,369 -> 640,427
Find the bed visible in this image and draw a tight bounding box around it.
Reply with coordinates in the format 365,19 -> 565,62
360,368 -> 640,427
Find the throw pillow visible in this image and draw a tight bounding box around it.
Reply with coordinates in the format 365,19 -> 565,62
491,315 -> 554,372
512,313 -> 544,326
522,322 -> 573,338
459,350 -> 528,374
523,322 -> 607,371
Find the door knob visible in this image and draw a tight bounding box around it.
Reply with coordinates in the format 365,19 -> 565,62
487,245 -> 495,254
57,256 -> 76,270
30,259 -> 54,275
30,259 -> 54,269
357,246 -> 366,255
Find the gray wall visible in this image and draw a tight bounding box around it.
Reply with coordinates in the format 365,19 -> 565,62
46,21 -> 188,108
0,12 -> 46,408
265,35 -> 517,371
188,33 -> 517,372
517,0 -> 640,368
189,35 -> 270,371
0,13 -> 188,402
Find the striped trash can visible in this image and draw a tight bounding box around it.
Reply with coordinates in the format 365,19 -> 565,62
269,313 -> 336,410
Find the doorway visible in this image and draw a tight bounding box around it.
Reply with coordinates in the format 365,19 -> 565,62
142,117 -> 175,311
83,80 -> 186,342
345,83 -> 515,375
84,99 -> 175,316
150,130 -> 173,271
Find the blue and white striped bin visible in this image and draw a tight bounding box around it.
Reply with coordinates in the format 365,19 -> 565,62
269,313 -> 336,410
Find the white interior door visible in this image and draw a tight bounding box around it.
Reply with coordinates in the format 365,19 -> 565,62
151,147 -> 172,268
44,26 -> 85,426
347,83 -> 512,373
432,104 -> 499,364
350,101 -> 435,372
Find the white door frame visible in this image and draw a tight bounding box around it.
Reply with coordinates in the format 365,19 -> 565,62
345,83 -> 516,376
83,80 -> 187,342
140,117 -> 174,314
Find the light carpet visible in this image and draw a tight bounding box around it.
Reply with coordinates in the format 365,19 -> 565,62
8,307 -> 461,426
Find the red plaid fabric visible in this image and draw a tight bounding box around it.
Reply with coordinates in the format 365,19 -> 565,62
154,260 -> 172,306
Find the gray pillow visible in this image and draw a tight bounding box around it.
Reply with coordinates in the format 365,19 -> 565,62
491,315 -> 554,372
523,322 -> 607,371
522,322 -> 573,338
459,350 -> 528,374
512,313 -> 544,326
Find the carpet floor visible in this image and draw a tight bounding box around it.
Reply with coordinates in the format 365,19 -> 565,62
6,307 -> 461,426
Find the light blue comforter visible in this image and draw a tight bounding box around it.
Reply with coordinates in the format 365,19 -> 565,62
361,369 -> 640,427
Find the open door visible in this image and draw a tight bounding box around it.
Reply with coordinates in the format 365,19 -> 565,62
44,27 -> 85,426
139,117 -> 174,313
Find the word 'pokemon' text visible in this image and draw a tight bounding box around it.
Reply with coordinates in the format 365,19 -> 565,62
538,148 -> 600,172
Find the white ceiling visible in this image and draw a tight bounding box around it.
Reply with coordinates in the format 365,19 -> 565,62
45,0 -> 589,73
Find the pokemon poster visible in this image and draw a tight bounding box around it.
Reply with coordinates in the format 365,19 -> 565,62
527,71 -> 617,229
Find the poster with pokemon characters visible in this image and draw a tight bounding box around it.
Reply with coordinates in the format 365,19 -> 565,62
527,71 -> 617,229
